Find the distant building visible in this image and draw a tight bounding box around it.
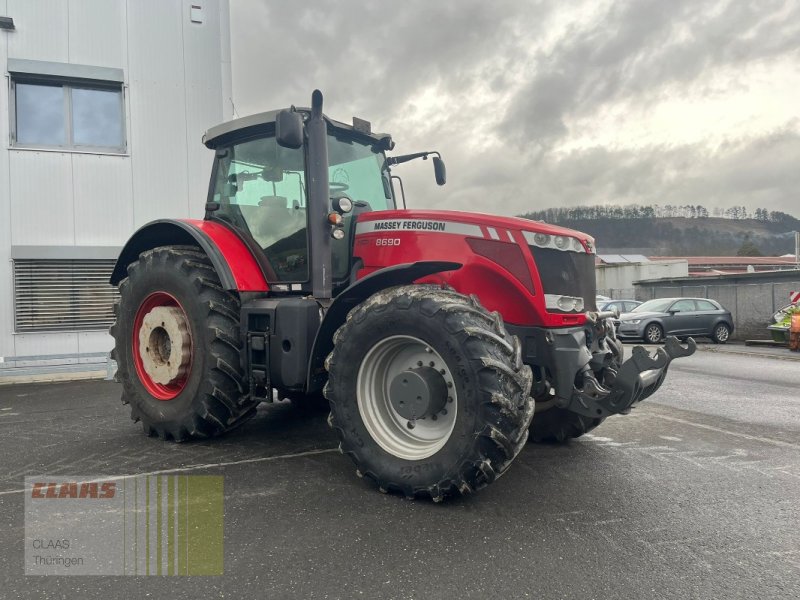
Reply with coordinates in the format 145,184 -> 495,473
596,255 -> 688,298
650,256 -> 799,277
0,1 -> 232,367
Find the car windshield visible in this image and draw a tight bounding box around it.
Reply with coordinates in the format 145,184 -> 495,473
632,298 -> 675,313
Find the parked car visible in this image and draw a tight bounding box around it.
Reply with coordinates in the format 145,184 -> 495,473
599,299 -> 642,314
616,297 -> 733,344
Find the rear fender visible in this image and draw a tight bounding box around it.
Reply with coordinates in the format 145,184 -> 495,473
305,261 -> 461,393
110,219 -> 269,292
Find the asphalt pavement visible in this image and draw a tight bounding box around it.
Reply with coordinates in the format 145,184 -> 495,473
1,346 -> 798,599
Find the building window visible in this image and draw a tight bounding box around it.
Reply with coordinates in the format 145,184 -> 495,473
13,259 -> 119,332
11,78 -> 126,152
8,58 -> 126,152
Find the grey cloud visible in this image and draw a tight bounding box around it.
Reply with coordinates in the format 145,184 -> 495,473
232,1 -> 800,216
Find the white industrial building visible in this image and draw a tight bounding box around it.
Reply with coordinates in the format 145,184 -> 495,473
595,255 -> 689,299
0,0 -> 232,373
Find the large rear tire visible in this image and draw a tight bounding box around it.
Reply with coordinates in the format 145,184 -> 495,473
324,285 -> 534,501
111,246 -> 258,441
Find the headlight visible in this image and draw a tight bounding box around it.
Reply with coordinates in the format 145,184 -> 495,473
332,196 -> 353,214
545,294 -> 584,312
534,233 -> 550,246
523,231 -> 589,254
627,319 -> 642,325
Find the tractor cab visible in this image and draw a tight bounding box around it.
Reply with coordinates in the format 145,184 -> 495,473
203,104 -> 400,295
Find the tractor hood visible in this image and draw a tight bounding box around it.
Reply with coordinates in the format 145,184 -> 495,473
357,209 -> 596,252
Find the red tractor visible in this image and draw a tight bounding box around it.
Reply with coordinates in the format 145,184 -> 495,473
110,90 -> 695,500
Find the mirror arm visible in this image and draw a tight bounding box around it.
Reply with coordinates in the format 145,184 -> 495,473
384,150 -> 440,168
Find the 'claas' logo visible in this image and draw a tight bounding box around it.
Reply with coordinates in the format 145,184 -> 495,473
31,482 -> 116,499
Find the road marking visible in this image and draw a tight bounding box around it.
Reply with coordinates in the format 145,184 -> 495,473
0,447 -> 337,496
648,414 -> 800,450
0,413 -> 20,417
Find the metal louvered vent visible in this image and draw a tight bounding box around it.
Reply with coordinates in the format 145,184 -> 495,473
13,259 -> 119,332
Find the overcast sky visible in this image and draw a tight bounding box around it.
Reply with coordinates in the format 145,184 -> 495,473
230,0 -> 800,218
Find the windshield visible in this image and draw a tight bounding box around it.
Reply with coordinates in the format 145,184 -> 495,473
327,130 -> 394,210
631,298 -> 674,313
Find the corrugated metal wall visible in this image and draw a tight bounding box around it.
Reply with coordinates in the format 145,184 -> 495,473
0,0 -> 233,361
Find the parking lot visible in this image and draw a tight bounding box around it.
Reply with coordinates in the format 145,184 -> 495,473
1,345 -> 799,599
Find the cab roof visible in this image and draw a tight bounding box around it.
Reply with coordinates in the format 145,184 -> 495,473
202,108 -> 394,150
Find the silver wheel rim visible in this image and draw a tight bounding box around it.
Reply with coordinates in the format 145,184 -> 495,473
357,335 -> 457,460
646,325 -> 661,343
716,326 -> 729,341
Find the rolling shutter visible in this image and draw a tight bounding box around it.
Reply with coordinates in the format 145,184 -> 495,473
13,259 -> 119,332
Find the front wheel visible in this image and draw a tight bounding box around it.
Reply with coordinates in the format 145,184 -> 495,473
644,323 -> 664,344
712,323 -> 731,344
324,286 -> 533,501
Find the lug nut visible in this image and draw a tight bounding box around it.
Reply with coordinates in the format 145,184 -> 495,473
431,415 -> 438,421
406,421 -> 415,429
441,409 -> 447,415
429,361 -> 435,367
447,396 -> 453,403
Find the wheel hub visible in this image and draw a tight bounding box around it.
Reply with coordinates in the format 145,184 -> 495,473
357,335 -> 458,460
137,306 -> 191,385
389,367 -> 448,421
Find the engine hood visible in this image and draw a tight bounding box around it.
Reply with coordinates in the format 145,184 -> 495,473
358,209 -> 595,247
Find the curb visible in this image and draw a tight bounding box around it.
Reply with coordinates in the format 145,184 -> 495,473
0,370 -> 107,386
695,344 -> 800,362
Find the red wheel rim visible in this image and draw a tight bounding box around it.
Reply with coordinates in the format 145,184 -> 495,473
132,291 -> 193,401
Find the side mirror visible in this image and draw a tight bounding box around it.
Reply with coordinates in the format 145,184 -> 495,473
432,156 -> 446,186
276,110 -> 303,149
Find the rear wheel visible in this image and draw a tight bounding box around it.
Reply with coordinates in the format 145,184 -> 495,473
111,246 -> 258,441
712,323 -> 731,344
324,285 -> 533,501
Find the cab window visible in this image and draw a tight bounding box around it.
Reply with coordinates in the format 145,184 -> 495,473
211,136 -> 308,283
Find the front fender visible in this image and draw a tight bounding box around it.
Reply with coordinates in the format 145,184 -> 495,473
305,261 -> 461,393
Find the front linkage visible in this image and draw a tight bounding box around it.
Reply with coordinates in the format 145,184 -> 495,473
512,310 -> 696,421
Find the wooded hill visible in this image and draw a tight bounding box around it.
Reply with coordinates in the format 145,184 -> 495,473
519,205 -> 800,256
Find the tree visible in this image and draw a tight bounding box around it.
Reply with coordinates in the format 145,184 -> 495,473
736,237 -> 763,257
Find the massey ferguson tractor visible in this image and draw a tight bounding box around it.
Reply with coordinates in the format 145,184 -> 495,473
110,90 -> 695,501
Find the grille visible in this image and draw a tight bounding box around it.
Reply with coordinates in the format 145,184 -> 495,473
13,259 -> 119,332
528,246 -> 597,311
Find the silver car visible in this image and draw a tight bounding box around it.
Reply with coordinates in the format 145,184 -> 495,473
617,297 -> 734,344
600,299 -> 642,314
